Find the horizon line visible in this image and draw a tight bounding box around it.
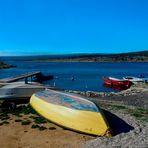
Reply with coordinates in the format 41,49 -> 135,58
0,50 -> 148,57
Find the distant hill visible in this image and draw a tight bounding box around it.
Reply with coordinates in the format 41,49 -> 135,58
26,50 -> 148,62
0,61 -> 16,69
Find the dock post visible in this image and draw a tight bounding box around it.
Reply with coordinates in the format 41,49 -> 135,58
25,77 -> 28,84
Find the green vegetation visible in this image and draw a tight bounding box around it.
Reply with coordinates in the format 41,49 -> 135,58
31,124 -> 40,129
39,126 -> 47,131
28,51 -> 148,62
0,112 -> 10,124
98,102 -> 127,110
0,84 -> 4,88
1,104 -> 39,117
1,116 -> 10,120
15,119 -> 22,122
31,124 -> 48,131
20,105 -> 37,115
0,104 -> 51,131
0,121 -> 9,125
2,121 -> 9,124
33,116 -> 48,124
21,120 -> 31,125
128,108 -> 148,122
98,101 -> 148,122
49,127 -> 56,130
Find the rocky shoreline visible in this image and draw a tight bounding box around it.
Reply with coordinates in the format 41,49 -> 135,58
65,83 -> 148,108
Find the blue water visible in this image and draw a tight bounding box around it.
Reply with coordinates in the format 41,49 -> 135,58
0,58 -> 148,92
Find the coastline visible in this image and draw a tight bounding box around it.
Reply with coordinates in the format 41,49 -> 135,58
23,51 -> 148,62
65,84 -> 148,108
26,59 -> 148,63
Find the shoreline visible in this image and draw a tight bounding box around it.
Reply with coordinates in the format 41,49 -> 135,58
65,83 -> 148,108
26,60 -> 148,63
11,50 -> 148,62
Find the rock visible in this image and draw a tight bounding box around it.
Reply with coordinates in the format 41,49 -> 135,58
86,91 -> 91,97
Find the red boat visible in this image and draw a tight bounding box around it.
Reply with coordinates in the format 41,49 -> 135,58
103,83 -> 129,90
102,77 -> 132,89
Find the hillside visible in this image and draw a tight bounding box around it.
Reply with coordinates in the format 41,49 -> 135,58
0,62 -> 16,69
27,51 -> 148,62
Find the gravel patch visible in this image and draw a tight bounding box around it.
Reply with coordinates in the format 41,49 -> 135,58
85,111 -> 148,148
66,87 -> 148,108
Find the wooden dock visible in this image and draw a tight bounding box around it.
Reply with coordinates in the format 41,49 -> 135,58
0,72 -> 42,83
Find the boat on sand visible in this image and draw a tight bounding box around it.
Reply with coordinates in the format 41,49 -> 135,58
123,76 -> 144,83
30,89 -> 112,136
0,82 -> 45,100
103,83 -> 128,90
102,77 -> 132,89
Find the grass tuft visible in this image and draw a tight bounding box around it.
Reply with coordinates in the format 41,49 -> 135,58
49,127 -> 56,130
33,117 -> 47,124
39,126 -> 47,131
2,121 -> 9,124
31,124 -> 40,129
15,119 -> 22,122
21,120 -> 31,125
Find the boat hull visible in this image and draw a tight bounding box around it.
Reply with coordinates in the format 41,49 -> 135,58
0,82 -> 45,100
123,77 -> 144,83
103,83 -> 129,90
30,90 -> 112,136
103,77 -> 132,88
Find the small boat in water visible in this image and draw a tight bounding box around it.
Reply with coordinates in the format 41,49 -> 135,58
102,77 -> 132,89
30,89 -> 112,136
123,76 -> 144,83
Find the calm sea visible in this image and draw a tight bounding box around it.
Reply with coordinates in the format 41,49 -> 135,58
0,56 -> 148,92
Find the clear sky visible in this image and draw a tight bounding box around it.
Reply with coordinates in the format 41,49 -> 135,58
0,0 -> 148,56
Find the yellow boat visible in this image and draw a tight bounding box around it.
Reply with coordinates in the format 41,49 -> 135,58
30,89 -> 112,136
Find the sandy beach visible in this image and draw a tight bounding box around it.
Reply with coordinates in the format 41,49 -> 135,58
0,121 -> 94,148
0,106 -> 94,148
0,84 -> 148,148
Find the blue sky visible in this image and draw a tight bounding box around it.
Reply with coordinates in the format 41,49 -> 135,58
0,0 -> 148,56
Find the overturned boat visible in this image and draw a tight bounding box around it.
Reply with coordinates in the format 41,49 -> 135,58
0,82 -> 46,100
30,89 -> 112,136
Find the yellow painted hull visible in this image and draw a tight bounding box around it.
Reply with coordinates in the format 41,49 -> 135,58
30,93 -> 112,136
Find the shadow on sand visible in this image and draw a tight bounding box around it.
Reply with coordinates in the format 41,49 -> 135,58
103,109 -> 134,136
